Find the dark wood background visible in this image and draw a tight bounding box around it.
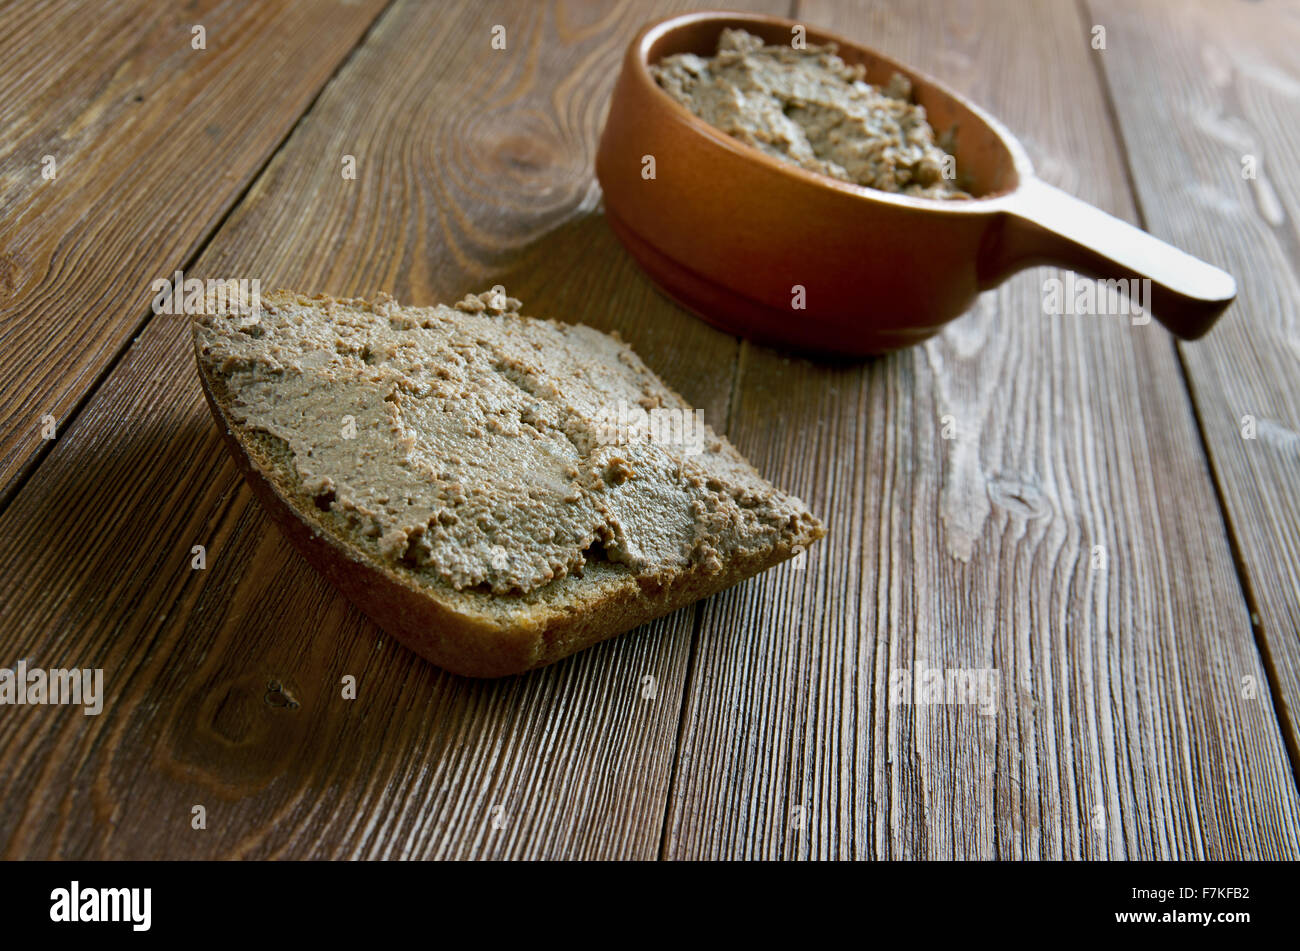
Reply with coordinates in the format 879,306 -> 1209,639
1,0 -> 1297,859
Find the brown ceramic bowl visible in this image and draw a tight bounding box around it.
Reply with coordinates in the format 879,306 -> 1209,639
595,11 -> 1236,356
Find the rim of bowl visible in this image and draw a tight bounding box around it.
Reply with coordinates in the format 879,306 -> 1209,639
629,10 -> 1036,213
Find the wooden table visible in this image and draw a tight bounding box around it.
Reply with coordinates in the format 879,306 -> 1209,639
1,0 -> 1297,860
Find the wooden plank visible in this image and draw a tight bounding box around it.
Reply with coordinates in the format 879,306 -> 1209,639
1087,0 -> 1300,761
661,0 -> 1300,859
0,0 -> 783,859
0,0 -> 389,504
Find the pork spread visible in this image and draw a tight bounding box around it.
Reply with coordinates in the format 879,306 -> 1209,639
651,27 -> 969,199
194,289 -> 822,595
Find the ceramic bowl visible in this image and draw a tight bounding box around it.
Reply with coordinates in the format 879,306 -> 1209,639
595,11 -> 1235,355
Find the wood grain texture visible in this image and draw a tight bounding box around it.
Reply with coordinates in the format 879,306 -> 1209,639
1087,0 -> 1300,758
2,0 -> 1297,862
0,0 -> 783,859
0,0 -> 388,505
660,0 -> 1300,859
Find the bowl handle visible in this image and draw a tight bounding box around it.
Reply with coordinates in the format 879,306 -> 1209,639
986,177 -> 1236,339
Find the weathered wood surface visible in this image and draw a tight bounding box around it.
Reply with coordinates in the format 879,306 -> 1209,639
1,0 -> 1297,860
660,0 -> 1300,859
0,0 -> 782,860
1088,0 -> 1300,763
0,0 -> 388,504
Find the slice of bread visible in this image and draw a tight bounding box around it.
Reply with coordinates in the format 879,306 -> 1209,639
192,287 -> 824,676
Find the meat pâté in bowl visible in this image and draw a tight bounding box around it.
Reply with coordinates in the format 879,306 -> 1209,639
595,11 -> 1236,356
